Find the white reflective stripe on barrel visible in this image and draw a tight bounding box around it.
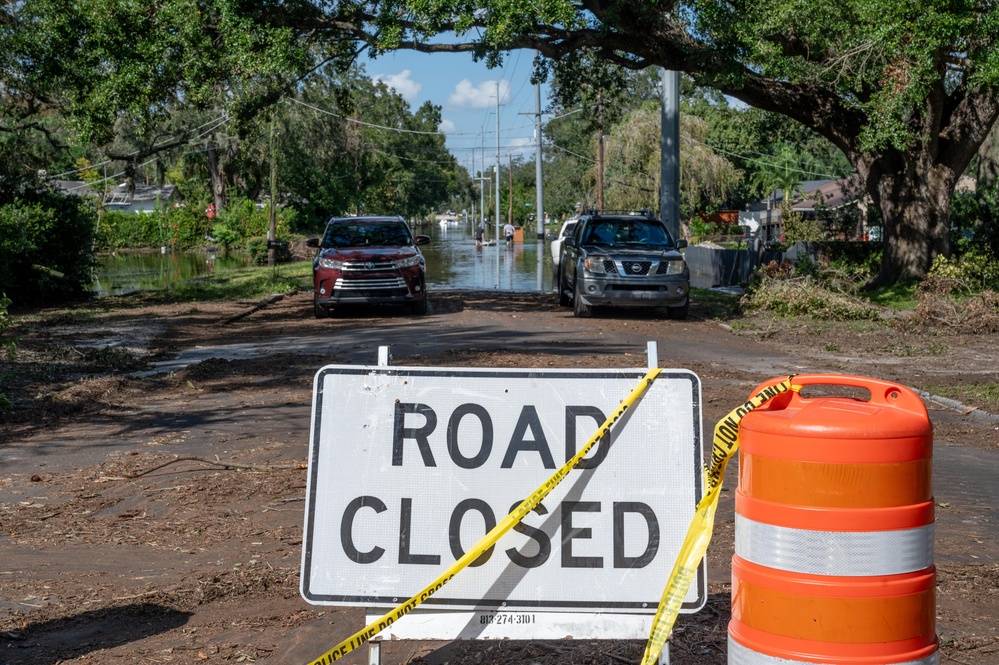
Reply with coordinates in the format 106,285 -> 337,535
728,636 -> 939,665
735,516 -> 934,576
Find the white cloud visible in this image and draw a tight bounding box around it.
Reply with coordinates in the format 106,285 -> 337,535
372,70 -> 422,101
507,137 -> 535,155
438,118 -> 457,133
447,79 -> 511,109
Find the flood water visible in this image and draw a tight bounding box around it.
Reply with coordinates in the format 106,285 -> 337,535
93,221 -> 555,297
421,221 -> 553,291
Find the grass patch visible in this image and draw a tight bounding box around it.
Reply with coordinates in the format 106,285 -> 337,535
923,382 -> 999,411
691,287 -> 742,320
861,281 -> 919,309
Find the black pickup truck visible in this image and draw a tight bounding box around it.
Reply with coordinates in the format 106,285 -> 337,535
556,211 -> 690,318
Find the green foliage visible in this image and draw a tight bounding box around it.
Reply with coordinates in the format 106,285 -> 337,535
211,224 -> 241,253
950,185 -> 999,256
928,249 -> 999,292
97,210 -> 169,249
278,69 -> 458,224
96,199 -> 291,250
246,236 -> 293,265
0,185 -> 97,304
780,204 -> 824,244
1,0 -> 318,145
0,292 -> 17,361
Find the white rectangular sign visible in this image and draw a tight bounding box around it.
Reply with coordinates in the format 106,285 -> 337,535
301,366 -> 704,614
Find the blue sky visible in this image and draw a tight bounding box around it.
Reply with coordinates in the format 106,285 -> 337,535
363,47 -> 549,174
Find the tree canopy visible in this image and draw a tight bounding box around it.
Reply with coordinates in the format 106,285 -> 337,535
4,0 -> 999,285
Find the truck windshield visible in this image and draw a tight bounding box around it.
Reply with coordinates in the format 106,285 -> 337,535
324,222 -> 413,248
583,220 -> 671,246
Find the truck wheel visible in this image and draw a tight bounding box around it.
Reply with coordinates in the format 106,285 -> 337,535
557,269 -> 571,307
573,290 -> 593,318
313,295 -> 330,319
668,299 -> 689,320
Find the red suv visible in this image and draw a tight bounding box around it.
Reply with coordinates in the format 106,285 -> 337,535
307,216 -> 431,317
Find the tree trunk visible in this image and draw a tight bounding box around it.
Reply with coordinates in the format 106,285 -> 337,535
979,123 -> 999,190
863,152 -> 955,287
206,145 -> 227,213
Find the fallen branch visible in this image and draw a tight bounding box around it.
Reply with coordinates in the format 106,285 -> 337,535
123,456 -> 303,478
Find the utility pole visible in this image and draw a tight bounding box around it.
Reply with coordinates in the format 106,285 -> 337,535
660,69 -> 681,241
480,131 -> 486,227
268,116 -> 277,267
535,71 -> 545,291
495,86 -> 502,289
597,89 -> 605,212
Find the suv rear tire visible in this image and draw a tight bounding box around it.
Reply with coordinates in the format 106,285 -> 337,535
557,269 -> 571,307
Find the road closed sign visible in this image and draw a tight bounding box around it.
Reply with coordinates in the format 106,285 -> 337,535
301,366 -> 704,614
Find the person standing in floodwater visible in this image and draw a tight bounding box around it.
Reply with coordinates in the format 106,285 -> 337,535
475,222 -> 484,248
504,222 -> 515,246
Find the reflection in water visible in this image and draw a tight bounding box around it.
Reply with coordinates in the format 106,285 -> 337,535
93,250 -> 252,297
93,220 -> 555,297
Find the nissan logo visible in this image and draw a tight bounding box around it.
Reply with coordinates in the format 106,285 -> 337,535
364,261 -> 375,269
631,263 -> 642,273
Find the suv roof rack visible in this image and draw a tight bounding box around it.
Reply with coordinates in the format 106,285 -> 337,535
579,208 -> 657,218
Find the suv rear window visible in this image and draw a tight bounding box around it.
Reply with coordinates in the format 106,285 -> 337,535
323,221 -> 414,248
581,219 -> 672,246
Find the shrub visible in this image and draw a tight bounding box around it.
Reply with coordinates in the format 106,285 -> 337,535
0,292 -> 16,361
247,236 -> 293,265
97,210 -> 167,249
780,203 -> 824,244
0,189 -> 97,304
211,223 -> 241,254
94,198 -> 295,251
928,248 -> 999,292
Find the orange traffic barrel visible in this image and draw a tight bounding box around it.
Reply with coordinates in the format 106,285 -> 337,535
729,374 -> 937,665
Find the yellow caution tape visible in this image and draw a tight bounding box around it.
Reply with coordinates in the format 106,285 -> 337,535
639,375 -> 795,665
305,368 -> 663,665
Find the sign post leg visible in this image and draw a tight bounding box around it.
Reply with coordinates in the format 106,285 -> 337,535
378,346 -> 392,367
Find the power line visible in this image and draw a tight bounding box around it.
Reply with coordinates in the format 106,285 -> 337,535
288,97 -> 461,136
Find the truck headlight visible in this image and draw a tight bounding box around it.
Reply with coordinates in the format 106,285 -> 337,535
583,257 -> 607,274
320,257 -> 344,270
395,255 -> 422,269
663,260 -> 686,274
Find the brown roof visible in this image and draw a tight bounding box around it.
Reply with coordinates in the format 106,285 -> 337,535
793,177 -> 864,211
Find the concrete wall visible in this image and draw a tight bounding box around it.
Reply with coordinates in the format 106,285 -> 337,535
685,245 -> 790,288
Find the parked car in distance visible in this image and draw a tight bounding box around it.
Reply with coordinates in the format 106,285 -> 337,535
556,211 -> 689,319
550,216 -> 579,285
307,216 -> 430,318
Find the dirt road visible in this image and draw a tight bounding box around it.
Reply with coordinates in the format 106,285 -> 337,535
1,289 -> 997,664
